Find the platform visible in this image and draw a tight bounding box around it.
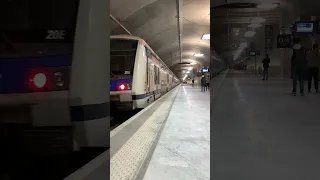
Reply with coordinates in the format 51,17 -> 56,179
211,70 -> 320,180
65,84 -> 210,180
142,85 -> 210,180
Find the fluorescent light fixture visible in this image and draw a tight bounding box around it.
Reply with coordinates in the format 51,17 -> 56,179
193,53 -> 204,57
190,62 -> 197,65
250,17 -> 266,23
201,33 -> 210,40
183,75 -> 188,81
244,31 -> 256,37
233,42 -> 247,60
257,3 -> 279,9
248,23 -> 262,28
186,71 -> 190,73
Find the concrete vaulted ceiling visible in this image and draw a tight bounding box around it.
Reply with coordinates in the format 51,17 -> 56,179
110,0 -> 210,78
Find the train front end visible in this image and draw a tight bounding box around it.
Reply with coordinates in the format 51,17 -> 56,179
110,37 -> 138,111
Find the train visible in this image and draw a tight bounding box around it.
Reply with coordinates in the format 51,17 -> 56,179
210,48 -> 227,78
0,0 -> 180,159
110,35 -> 180,111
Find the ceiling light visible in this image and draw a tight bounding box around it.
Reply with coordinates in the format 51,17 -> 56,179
201,33 -> 210,40
244,31 -> 256,37
190,62 -> 197,65
257,3 -> 279,9
194,53 -> 204,57
250,17 -> 266,23
186,71 -> 190,73
183,75 -> 188,81
248,23 -> 262,28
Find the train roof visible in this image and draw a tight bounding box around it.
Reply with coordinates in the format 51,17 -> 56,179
111,35 -> 177,78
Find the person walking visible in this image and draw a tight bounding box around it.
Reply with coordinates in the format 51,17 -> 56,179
306,44 -> 320,93
201,74 -> 206,92
291,37 -> 307,96
205,74 -> 210,91
262,54 -> 270,80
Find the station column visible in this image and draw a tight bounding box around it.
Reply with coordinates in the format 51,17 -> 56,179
69,0 -> 110,149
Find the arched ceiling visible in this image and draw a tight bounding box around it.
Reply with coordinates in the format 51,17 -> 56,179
110,0 -> 210,78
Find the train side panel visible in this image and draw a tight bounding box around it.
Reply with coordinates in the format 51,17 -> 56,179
132,44 -> 148,109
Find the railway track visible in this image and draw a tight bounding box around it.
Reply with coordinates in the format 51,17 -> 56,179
0,110 -> 139,180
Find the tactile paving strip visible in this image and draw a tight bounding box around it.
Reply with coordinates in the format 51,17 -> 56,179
110,88 -> 179,180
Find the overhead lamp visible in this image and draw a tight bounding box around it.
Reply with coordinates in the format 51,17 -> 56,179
248,23 -> 262,28
193,53 -> 204,57
250,17 -> 266,24
257,3 -> 279,9
186,71 -> 190,74
183,75 -> 188,81
201,33 -> 210,40
190,62 -> 197,65
244,31 -> 256,37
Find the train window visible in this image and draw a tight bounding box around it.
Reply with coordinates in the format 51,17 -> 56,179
0,0 -> 79,58
110,39 -> 138,75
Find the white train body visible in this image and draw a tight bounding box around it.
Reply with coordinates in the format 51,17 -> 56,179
110,35 -> 179,111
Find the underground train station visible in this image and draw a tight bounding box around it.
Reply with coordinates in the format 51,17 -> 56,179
1,0 -> 320,179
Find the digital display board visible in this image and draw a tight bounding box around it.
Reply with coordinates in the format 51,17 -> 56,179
202,68 -> 209,73
295,22 -> 314,33
249,51 -> 256,56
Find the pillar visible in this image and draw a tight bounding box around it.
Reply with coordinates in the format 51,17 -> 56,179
69,0 -> 110,149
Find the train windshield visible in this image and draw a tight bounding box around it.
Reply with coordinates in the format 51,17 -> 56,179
0,0 -> 79,58
110,39 -> 138,76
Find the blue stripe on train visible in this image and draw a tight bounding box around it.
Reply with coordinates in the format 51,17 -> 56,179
0,55 -> 72,93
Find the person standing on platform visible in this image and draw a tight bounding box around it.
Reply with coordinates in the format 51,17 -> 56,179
291,37 -> 307,96
205,74 -> 210,91
201,74 -> 206,92
262,54 -> 270,80
306,44 -> 320,93
192,78 -> 195,87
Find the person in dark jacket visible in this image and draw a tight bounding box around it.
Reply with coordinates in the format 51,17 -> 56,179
201,74 -> 206,92
262,54 -> 270,80
291,37 -> 307,96
306,44 -> 320,93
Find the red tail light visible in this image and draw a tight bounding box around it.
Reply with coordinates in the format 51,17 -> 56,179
27,70 -> 50,91
26,67 -> 70,92
119,84 -> 125,90
117,83 -> 131,91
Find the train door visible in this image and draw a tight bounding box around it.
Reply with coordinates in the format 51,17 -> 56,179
154,65 -> 160,101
